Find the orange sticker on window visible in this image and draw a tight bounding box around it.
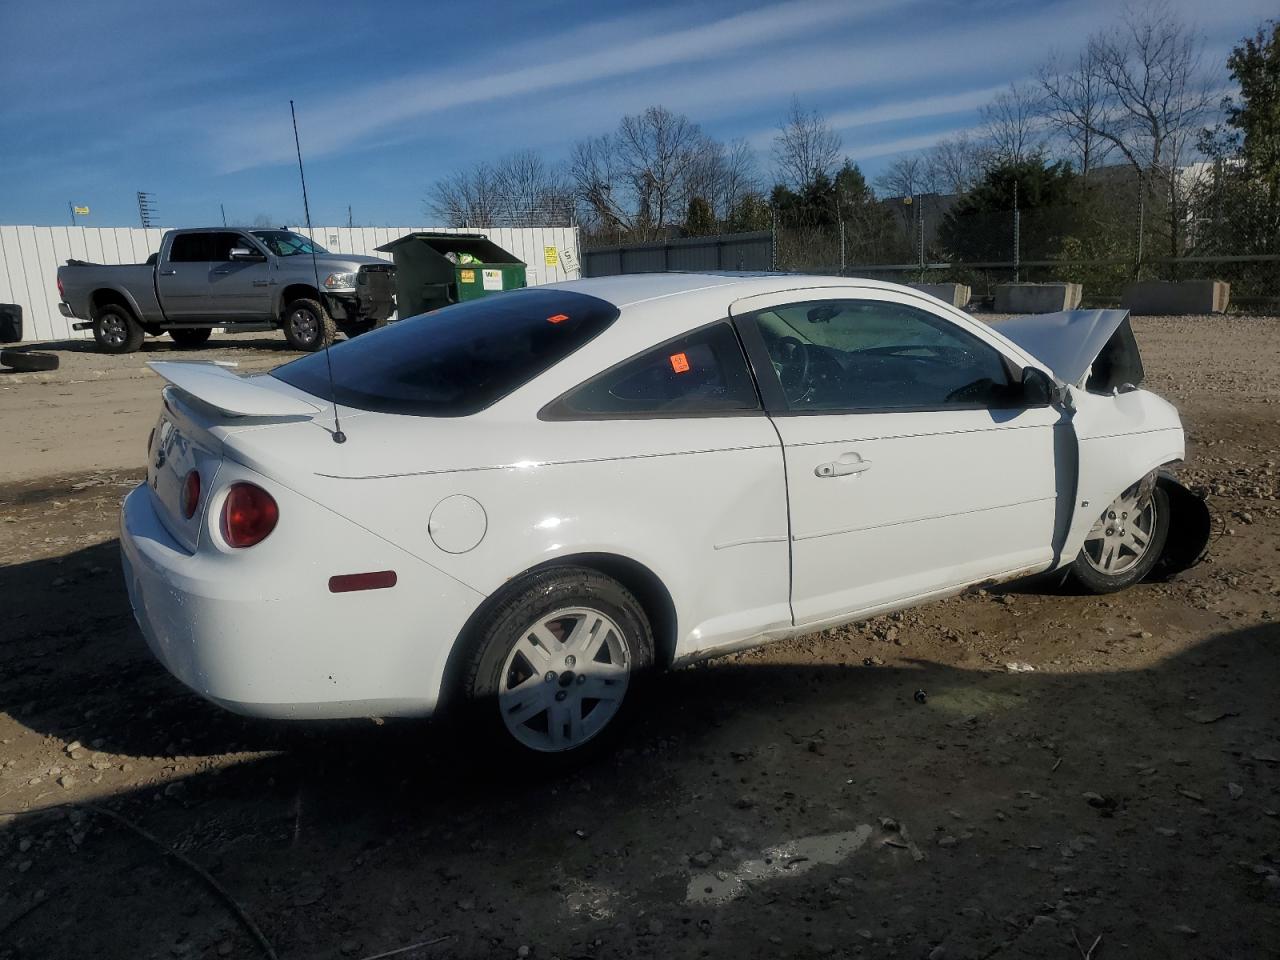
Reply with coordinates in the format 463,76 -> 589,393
547,313 -> 569,324
670,352 -> 690,373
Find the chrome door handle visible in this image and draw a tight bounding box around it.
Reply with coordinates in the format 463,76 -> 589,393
251,280 -> 271,286
159,269 -> 177,276
815,455 -> 873,478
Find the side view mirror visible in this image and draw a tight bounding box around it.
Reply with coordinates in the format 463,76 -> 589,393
1021,366 -> 1063,406
229,247 -> 264,262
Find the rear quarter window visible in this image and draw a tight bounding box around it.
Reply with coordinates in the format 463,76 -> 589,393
272,289 -> 620,417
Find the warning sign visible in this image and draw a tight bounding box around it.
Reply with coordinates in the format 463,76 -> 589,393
544,246 -> 559,267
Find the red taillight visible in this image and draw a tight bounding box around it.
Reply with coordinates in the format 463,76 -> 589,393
57,276 -> 64,299
181,469 -> 201,519
220,482 -> 279,548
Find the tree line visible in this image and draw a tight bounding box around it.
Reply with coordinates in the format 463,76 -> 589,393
425,2 -> 1278,266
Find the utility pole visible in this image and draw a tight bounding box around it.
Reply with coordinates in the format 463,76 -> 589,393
770,204 -> 778,271
220,203 -> 227,227
347,205 -> 353,229
68,202 -> 76,226
1012,180 -> 1021,284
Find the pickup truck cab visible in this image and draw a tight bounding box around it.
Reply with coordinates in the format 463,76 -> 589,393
57,227 -> 396,353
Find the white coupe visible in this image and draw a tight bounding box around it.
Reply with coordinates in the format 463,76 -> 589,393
120,274 -> 1203,759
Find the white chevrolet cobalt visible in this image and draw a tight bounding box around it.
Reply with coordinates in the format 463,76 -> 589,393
121,274 -> 1204,759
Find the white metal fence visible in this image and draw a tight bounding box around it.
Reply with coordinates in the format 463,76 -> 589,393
0,224 -> 581,342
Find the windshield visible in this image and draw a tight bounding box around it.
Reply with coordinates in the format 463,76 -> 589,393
250,230 -> 329,256
272,289 -> 620,417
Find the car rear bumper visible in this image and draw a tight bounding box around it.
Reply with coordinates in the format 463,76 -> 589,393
119,481 -> 479,719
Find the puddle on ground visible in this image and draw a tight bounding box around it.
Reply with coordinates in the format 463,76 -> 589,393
686,825 -> 874,904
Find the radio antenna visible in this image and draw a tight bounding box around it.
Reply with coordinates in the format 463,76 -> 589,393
290,99 -> 346,444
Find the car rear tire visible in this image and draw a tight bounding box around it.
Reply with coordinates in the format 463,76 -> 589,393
0,349 -> 59,372
169,327 -> 212,348
282,298 -> 336,352
1068,479 -> 1170,594
456,567 -> 654,765
93,304 -> 145,354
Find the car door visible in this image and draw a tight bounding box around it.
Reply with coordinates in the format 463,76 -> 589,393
540,319 -> 793,659
731,288 -> 1069,629
206,232 -> 273,320
156,232 -> 215,320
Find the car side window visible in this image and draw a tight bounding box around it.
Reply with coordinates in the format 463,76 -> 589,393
545,322 -> 760,419
168,234 -> 213,263
748,299 -> 1018,412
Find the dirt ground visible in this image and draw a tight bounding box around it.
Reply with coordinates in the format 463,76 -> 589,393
1,316 -> 1278,960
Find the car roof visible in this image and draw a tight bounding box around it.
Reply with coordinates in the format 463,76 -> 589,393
538,272 -> 915,309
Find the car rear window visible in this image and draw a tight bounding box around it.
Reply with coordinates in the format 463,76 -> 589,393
272,289 -> 620,417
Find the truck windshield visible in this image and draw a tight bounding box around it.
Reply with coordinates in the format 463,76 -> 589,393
251,230 -> 329,256
272,289 -> 620,417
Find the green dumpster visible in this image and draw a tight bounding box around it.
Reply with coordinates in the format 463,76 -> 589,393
375,232 -> 527,318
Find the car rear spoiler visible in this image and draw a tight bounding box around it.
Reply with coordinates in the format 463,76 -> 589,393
148,361 -> 322,418
995,309 -> 1144,392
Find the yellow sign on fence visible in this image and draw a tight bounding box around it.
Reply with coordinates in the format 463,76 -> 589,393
544,246 -> 559,267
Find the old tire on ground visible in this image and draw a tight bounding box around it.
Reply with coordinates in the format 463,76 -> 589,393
0,349 -> 59,372
282,298 -> 336,352
93,304 -> 145,354
456,567 -> 654,765
1068,479 -> 1170,594
169,327 -> 213,348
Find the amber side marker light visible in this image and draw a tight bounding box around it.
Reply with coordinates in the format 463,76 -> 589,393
329,571 -> 398,593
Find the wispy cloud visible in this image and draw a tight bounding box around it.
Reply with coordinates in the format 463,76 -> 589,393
208,0 -> 903,171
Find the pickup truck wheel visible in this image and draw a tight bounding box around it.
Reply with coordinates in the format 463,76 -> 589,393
169,327 -> 212,348
93,305 -> 145,354
283,298 -> 336,352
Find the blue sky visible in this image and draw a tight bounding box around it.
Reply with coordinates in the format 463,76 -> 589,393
0,0 -> 1271,227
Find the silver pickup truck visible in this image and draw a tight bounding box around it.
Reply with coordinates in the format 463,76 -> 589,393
57,227 -> 396,353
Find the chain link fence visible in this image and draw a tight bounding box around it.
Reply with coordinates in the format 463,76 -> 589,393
585,184 -> 1279,311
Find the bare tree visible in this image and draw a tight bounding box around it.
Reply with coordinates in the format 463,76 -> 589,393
1038,45 -> 1114,176
1076,1 -> 1215,256
924,133 -> 986,195
569,133 -> 632,235
980,82 -> 1045,165
491,150 -> 573,226
570,106 -> 724,240
773,98 -> 843,191
426,162 -> 504,226
429,150 -> 573,227
874,154 -> 932,198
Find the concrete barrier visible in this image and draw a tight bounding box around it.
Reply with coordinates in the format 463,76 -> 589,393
994,282 -> 1083,313
908,282 -> 971,308
1121,280 -> 1230,315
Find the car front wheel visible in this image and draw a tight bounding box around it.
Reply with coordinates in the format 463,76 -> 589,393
282,298 -> 336,352
1069,478 -> 1170,593
458,568 -> 654,762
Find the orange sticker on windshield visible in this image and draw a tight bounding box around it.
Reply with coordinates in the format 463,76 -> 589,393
547,313 -> 569,324
670,352 -> 690,373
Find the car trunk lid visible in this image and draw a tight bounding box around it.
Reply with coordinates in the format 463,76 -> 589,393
144,362 -> 324,551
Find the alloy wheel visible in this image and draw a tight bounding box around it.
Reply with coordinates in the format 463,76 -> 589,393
498,606 -> 632,752
1082,483 -> 1159,576
289,308 -> 319,345
100,315 -> 127,347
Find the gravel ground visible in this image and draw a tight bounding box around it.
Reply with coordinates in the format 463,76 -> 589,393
1,314 -> 1278,959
